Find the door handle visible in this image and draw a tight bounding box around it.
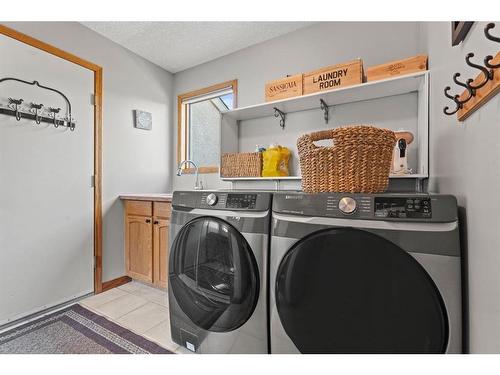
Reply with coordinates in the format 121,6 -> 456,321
153,220 -> 159,225
145,219 -> 151,223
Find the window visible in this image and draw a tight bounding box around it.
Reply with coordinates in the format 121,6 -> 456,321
177,80 -> 237,173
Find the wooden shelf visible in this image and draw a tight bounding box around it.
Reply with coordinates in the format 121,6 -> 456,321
222,71 -> 429,121
221,176 -> 302,181
221,174 -> 428,181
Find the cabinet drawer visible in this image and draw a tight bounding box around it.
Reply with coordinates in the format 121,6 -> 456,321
154,202 -> 171,218
125,200 -> 152,216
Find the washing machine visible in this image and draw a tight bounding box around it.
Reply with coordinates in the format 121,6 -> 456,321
168,190 -> 270,353
270,192 -> 462,354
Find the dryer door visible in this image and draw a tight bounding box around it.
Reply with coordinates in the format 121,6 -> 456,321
170,216 -> 260,332
275,228 -> 449,353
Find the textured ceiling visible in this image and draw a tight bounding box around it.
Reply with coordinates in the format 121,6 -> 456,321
81,22 -> 313,73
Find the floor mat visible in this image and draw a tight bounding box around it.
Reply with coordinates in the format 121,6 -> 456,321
0,304 -> 173,354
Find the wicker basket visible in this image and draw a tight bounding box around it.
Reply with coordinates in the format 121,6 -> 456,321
297,125 -> 396,193
221,152 -> 262,178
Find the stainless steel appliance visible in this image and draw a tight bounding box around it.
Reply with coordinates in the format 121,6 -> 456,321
168,190 -> 271,353
270,192 -> 462,353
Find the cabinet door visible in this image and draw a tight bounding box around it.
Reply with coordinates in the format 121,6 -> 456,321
153,218 -> 169,289
125,215 -> 153,283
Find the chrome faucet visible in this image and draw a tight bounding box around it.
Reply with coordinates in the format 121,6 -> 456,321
177,159 -> 203,190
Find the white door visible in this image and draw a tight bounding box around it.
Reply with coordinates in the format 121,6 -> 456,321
0,34 -> 95,325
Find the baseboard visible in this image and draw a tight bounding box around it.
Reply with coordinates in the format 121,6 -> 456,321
0,292 -> 93,333
101,276 -> 132,292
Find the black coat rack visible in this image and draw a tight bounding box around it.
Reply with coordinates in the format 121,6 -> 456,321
0,77 -> 76,131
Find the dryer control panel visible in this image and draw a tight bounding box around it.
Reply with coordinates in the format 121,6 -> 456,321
374,197 -> 432,219
272,192 -> 457,223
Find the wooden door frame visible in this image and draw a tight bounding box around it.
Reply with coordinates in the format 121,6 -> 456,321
0,24 -> 104,294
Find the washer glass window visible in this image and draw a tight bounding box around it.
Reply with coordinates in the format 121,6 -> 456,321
170,217 -> 259,332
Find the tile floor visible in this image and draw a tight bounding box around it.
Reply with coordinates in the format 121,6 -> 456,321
80,281 -> 192,354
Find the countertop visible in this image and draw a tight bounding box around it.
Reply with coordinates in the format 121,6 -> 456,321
119,193 -> 173,202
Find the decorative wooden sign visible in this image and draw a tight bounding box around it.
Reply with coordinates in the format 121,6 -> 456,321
303,59 -> 364,95
366,55 -> 428,82
457,51 -> 500,121
265,74 -> 303,102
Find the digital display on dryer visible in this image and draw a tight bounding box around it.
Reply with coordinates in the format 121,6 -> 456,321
226,194 -> 257,209
375,197 -> 431,219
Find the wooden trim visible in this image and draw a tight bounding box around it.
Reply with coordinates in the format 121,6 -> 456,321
177,79 -> 238,170
102,276 -> 132,292
0,24 -> 101,71
183,166 -> 219,174
93,67 -> 103,293
0,25 -> 104,295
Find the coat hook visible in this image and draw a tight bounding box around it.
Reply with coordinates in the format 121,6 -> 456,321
8,98 -> 23,121
273,107 -> 286,130
30,103 -> 44,124
319,99 -> 329,124
49,107 -> 61,128
465,53 -> 494,90
453,73 -> 475,104
485,23 -> 500,43
485,55 -> 500,69
443,86 -> 461,115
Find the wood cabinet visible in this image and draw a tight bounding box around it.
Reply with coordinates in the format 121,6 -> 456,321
153,219 -> 169,288
124,200 -> 171,288
125,215 -> 153,283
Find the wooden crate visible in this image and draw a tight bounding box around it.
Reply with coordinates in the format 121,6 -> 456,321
303,59 -> 364,95
366,54 -> 428,82
265,74 -> 303,102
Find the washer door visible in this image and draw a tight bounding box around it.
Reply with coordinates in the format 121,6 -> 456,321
170,216 -> 260,332
275,228 -> 449,353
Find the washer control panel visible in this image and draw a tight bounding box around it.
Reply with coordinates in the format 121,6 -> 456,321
374,197 -> 432,219
226,193 -> 257,209
192,191 -> 271,211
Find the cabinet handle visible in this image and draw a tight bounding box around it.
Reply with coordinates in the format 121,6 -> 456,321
154,220 -> 159,225
145,219 -> 151,223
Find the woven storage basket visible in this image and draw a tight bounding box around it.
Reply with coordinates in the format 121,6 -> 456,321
297,125 -> 396,193
221,152 -> 262,178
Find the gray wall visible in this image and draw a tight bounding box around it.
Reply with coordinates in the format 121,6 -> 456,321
172,22 -> 421,190
2,22 -> 174,282
420,21 -> 500,353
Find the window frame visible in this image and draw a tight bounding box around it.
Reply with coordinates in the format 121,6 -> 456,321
177,79 -> 238,174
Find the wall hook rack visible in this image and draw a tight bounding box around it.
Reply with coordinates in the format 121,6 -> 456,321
273,107 -> 286,130
443,22 -> 500,121
0,77 -> 76,131
320,99 -> 329,124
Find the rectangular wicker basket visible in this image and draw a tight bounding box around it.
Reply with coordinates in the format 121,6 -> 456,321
297,126 -> 396,193
221,152 -> 262,178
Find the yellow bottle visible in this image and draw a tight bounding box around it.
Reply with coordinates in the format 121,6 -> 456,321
262,145 -> 291,177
